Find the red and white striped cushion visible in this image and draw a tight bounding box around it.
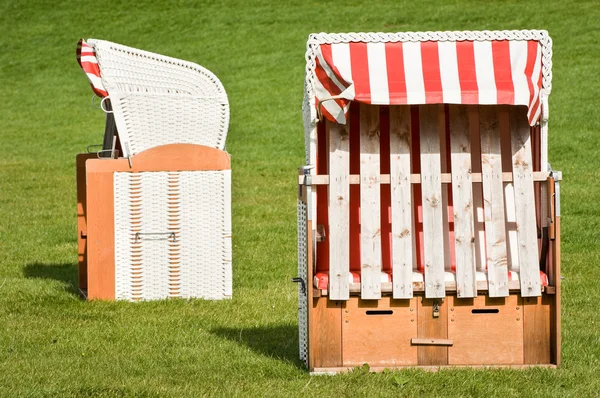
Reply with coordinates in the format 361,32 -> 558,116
76,39 -> 108,98
315,40 -> 542,126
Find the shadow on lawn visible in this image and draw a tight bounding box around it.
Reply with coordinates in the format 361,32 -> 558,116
24,262 -> 80,296
211,324 -> 304,369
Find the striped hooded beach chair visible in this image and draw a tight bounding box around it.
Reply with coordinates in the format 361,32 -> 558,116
76,39 -> 232,301
296,30 -> 561,372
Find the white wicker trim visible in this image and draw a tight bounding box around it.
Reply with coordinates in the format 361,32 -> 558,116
88,39 -> 230,157
302,30 -> 553,163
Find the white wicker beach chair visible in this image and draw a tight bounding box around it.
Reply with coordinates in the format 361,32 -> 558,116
76,39 -> 232,301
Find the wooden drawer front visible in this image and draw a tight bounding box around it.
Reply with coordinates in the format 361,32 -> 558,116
342,297 -> 418,367
448,295 -> 524,365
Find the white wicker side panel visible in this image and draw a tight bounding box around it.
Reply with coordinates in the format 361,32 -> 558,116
179,170 -> 232,300
297,199 -> 309,365
114,173 -> 137,301
222,170 -> 233,297
114,172 -> 172,301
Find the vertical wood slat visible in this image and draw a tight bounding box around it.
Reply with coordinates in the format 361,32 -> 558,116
500,109 -> 520,272
389,106 -> 413,299
469,108 -> 486,272
439,108 -> 452,273
479,106 -> 509,297
511,107 -> 542,297
360,104 -> 383,300
419,104 -> 446,299
449,105 -> 477,298
327,120 -> 350,300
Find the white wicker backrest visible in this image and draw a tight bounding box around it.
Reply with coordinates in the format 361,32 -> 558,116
88,39 -> 229,157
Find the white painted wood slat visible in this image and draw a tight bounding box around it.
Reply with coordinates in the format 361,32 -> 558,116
510,107 -> 542,297
449,105 -> 477,298
359,104 -> 382,300
479,106 -> 509,297
419,104 -> 446,299
327,120 -> 351,300
389,106 -> 413,299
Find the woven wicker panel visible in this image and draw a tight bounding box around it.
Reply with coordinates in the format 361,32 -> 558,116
114,170 -> 232,301
298,199 -> 308,364
89,39 -> 229,157
115,172 -> 171,300
179,170 -> 232,300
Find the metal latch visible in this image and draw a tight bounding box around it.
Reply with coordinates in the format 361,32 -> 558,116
291,277 -> 306,295
433,299 -> 442,318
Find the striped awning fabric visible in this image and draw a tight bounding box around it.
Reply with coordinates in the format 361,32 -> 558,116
315,40 -> 543,126
76,39 -> 108,97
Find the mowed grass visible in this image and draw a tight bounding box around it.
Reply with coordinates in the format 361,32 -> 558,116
1,0 -> 599,396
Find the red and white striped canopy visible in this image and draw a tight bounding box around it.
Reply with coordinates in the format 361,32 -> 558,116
314,40 -> 543,126
76,39 -> 108,98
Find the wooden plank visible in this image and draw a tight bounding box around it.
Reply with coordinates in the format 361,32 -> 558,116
510,107 -> 542,297
500,109 -> 520,272
76,154 -> 95,293
342,297 -> 418,366
389,106 -> 413,298
327,121 -> 350,300
523,295 -> 552,364
302,171 -> 553,185
448,295 -> 524,365
86,167 -> 116,300
449,105 -> 477,298
418,297 -> 448,365
439,107 -> 452,275
419,105 -> 445,298
479,106 -> 509,297
469,108 -> 486,274
311,297 -> 342,368
359,104 -> 382,300
311,364 -> 557,374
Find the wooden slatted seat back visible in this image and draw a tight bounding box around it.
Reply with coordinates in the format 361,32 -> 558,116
313,103 -> 547,300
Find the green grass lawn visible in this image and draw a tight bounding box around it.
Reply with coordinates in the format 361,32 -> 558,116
1,0 -> 599,396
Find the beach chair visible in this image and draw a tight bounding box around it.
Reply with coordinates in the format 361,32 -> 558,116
76,39 -> 232,301
297,30 -> 561,372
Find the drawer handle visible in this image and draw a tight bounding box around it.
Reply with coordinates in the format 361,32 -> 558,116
471,309 -> 499,314
411,338 -> 453,346
134,232 -> 177,243
366,310 -> 393,316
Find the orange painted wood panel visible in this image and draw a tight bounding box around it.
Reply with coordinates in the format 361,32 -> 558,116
85,143 -> 230,173
523,295 -> 552,364
342,297 -> 417,367
311,298 -> 342,368
418,298 -> 449,365
86,168 -> 116,300
448,295 -> 524,365
76,153 -> 95,291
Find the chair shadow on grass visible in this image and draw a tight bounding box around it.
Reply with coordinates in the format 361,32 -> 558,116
23,262 -> 80,297
211,324 -> 304,369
